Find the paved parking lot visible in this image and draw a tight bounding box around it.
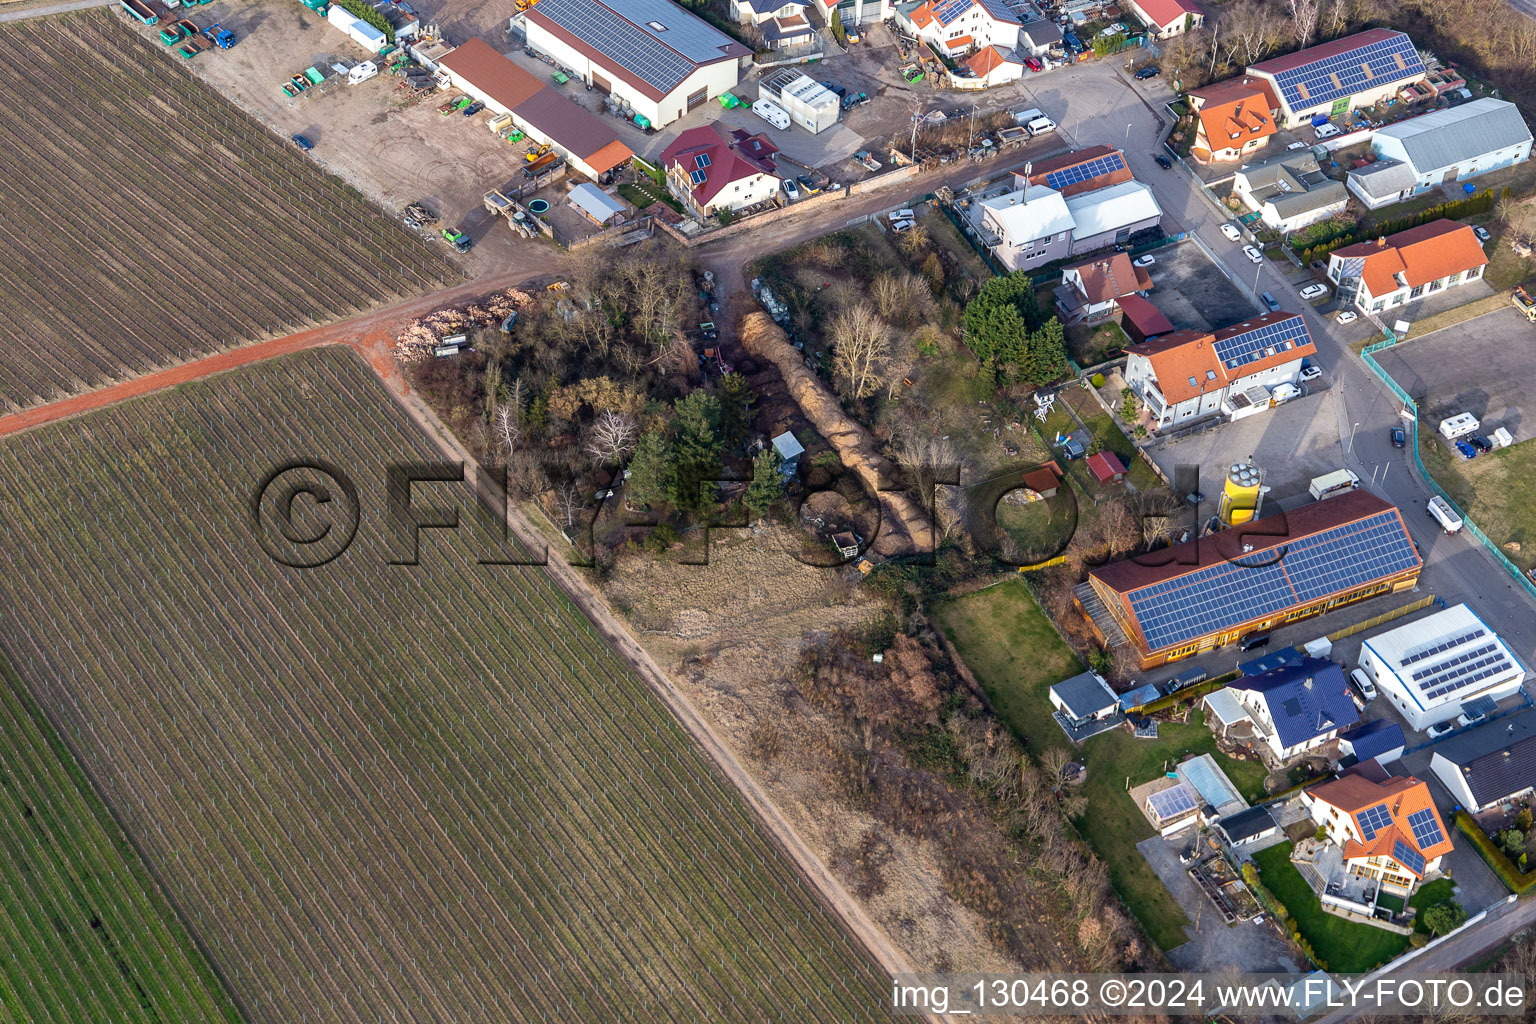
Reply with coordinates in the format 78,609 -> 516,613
1144,240 -> 1260,333
1373,306 -> 1530,433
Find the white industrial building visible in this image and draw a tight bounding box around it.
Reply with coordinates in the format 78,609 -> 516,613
326,6 -> 386,54
1370,98 -> 1533,193
518,0 -> 750,129
1358,604 -> 1526,732
1061,180 -> 1162,252
760,70 -> 839,133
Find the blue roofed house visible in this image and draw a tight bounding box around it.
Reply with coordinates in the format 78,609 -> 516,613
1337,719 -> 1405,767
730,0 -> 818,51
1205,658 -> 1359,765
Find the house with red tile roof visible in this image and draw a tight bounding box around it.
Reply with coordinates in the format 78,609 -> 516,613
659,123 -> 781,217
897,0 -> 1021,58
1123,311 -> 1317,428
1304,763 -> 1454,896
1055,252 -> 1150,322
1117,294 -> 1173,346
966,44 -> 1024,86
1080,490 -> 1422,668
1326,220 -> 1488,314
1122,0 -> 1202,39
1016,145 -> 1134,198
1187,78 -> 1277,163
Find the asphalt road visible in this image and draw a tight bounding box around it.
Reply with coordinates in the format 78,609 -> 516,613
0,0 -> 112,21
1001,60 -> 1536,666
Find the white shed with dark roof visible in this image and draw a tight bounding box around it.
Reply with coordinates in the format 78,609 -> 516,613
1430,709 -> 1536,812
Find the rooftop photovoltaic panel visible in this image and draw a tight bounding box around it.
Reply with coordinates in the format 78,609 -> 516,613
1270,33 -> 1424,111
932,0 -> 974,24
1407,807 -> 1444,849
1412,642 -> 1499,681
1124,509 -> 1419,652
1402,628 -> 1486,665
530,0 -> 737,93
1044,152 -> 1127,191
1212,316 -> 1312,371
1420,650 -> 1514,701
1392,837 -> 1426,874
1357,802 -> 1392,841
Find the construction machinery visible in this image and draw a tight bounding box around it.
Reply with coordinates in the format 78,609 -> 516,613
1513,286 -> 1536,322
523,142 -> 551,164
441,225 -> 471,253
522,151 -> 561,178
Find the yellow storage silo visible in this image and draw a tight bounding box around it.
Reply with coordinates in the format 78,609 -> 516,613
1217,463 -> 1264,526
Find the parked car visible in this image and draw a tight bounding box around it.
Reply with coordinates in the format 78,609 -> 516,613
1025,57 -> 1043,72
1455,439 -> 1478,459
1134,66 -> 1160,79
1427,720 -> 1456,739
891,219 -> 915,233
462,101 -> 484,117
1286,140 -> 1308,150
1336,310 -> 1358,324
1471,433 -> 1494,453
1300,364 -> 1322,383
1350,668 -> 1377,704
1473,225 -> 1490,242
1243,244 -> 1263,264
1390,425 -> 1406,448
1219,223 -> 1241,242
1261,291 -> 1279,311
797,175 -> 819,195
820,81 -> 846,97
291,133 -> 314,151
1271,382 -> 1301,403
781,178 -> 800,201
1298,283 -> 1328,300
1154,154 -> 1173,169
1132,254 -> 1155,268
1314,123 -> 1341,140
1239,632 -> 1271,652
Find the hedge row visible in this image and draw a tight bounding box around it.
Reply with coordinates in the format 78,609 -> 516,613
333,0 -> 394,42
1454,811 -> 1536,894
1291,189 -> 1503,265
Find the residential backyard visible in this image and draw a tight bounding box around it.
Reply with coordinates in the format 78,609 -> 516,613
1252,842 -> 1409,972
933,580 -> 1270,952
1420,434 -> 1536,574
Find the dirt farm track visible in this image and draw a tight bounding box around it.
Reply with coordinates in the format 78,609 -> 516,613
0,11 -> 458,413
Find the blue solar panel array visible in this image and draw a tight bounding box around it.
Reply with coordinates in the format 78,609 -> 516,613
532,0 -> 734,92
689,168 -> 706,185
1419,646 -> 1513,701
1123,510 -> 1419,652
1403,629 -> 1484,665
1213,316 -> 1313,371
1357,802 -> 1392,842
1269,32 -> 1424,111
1393,837 -> 1426,875
932,0 -> 973,24
1043,152 -> 1126,191
695,153 -> 711,169
1407,807 -> 1445,849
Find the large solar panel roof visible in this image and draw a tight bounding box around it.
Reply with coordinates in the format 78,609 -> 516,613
1403,628 -> 1485,665
1407,807 -> 1444,849
1044,152 -> 1127,192
1357,802 -> 1392,842
1269,32 -> 1424,111
1393,837 -> 1426,875
932,0 -> 973,23
530,0 -> 739,93
1213,316 -> 1313,371
1125,509 -> 1419,652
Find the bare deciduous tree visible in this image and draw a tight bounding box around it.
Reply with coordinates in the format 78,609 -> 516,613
1040,746 -> 1074,792
891,430 -> 959,511
830,301 -> 893,400
553,481 -> 587,530
870,272 -> 936,328
495,405 -> 521,460
1287,0 -> 1320,49
584,410 -> 638,465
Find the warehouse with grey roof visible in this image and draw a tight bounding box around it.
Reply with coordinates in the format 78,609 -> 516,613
518,0 -> 750,129
1371,98 -> 1532,192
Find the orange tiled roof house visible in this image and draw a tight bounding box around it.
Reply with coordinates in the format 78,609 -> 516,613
1302,764 -> 1454,899
1326,220 -> 1488,314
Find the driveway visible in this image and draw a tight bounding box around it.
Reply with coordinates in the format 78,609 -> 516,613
1372,307 -> 1531,433
1138,834 -> 1303,973
1143,240 -> 1262,332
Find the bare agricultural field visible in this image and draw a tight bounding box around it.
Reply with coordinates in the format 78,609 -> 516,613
0,12 -> 458,412
0,659 -> 242,1024
0,347 -> 898,1024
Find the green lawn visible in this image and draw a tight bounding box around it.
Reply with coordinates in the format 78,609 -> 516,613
1409,877 -> 1457,934
933,581 -> 1268,951
1420,433 -> 1536,574
1252,843 -> 1409,972
931,578 -> 1083,746
617,181 -> 681,213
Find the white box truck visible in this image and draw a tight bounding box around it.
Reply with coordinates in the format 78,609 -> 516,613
1308,469 -> 1360,501
1427,495 -> 1463,534
1438,413 -> 1480,440
752,97 -> 791,131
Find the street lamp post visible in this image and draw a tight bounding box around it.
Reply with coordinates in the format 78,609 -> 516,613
1125,122 -> 1132,140
1347,421 -> 1360,455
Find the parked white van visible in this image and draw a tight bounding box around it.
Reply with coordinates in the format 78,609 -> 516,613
752,97 -> 791,130
1026,116 -> 1057,137
1314,123 -> 1341,140
888,209 -> 916,221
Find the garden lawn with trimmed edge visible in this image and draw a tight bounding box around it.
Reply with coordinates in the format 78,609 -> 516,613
1252,842 -> 1409,972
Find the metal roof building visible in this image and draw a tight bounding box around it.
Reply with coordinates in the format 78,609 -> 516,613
1081,490 -> 1422,668
521,0 -> 749,128
1371,98 -> 1533,191
1359,603 -> 1525,731
1246,29 -> 1426,127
